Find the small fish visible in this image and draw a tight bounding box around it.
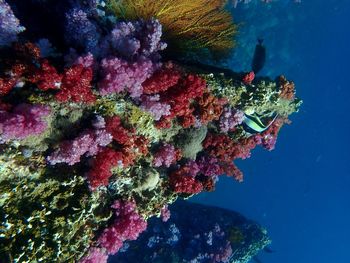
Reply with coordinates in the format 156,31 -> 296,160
242,113 -> 278,134
252,38 -> 266,74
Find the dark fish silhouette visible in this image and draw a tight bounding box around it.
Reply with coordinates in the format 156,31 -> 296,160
252,38 -> 266,74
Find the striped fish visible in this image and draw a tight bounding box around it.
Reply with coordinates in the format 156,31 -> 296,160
242,113 -> 278,134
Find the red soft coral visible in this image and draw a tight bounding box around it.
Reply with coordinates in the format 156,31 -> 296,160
0,43 -> 45,96
87,148 -> 123,189
27,59 -> 62,91
202,133 -> 261,182
105,116 -> 149,167
278,75 -> 295,100
120,135 -> 149,167
242,71 -> 255,85
142,63 -> 181,94
13,42 -> 41,61
0,63 -> 27,96
56,64 -> 96,103
158,74 -> 206,128
169,166 -> 203,194
203,133 -> 260,162
203,133 -> 237,162
197,91 -> 225,125
220,161 -> 244,182
105,116 -> 130,145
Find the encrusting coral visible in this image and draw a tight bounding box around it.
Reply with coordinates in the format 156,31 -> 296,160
0,0 -> 301,262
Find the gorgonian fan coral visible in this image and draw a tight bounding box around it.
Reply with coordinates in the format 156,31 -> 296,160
107,0 -> 237,56
0,0 -> 301,262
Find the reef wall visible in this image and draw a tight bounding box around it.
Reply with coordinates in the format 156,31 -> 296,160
0,1 -> 301,262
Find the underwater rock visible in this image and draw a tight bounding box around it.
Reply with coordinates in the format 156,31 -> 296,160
109,200 -> 271,263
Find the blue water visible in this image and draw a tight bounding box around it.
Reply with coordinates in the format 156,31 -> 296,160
192,1 -> 350,262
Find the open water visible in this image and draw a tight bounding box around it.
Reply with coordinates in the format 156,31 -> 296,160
193,1 -> 350,262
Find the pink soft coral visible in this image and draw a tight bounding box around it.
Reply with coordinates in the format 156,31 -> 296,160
98,57 -> 158,98
161,205 -> 171,222
0,103 -> 51,142
98,200 -> 147,254
197,155 -> 223,177
140,95 -> 170,121
47,127 -> 112,166
79,247 -> 108,263
219,107 -> 245,132
153,142 -> 178,167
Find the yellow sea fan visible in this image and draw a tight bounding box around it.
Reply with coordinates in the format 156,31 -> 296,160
107,0 -> 237,54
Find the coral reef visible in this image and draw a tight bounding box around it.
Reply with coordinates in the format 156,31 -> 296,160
0,0 -> 301,262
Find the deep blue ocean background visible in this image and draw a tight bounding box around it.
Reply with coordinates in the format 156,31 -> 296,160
192,1 -> 350,263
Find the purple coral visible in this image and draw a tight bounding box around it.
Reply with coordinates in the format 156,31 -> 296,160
197,156 -> 222,177
47,125 -> 112,166
106,21 -> 141,58
140,95 -> 170,120
65,8 -> 100,53
98,200 -> 147,255
153,143 -> 177,167
0,104 -> 51,142
0,0 -> 25,47
98,57 -> 158,98
183,160 -> 200,177
101,19 -> 166,60
219,107 -> 245,133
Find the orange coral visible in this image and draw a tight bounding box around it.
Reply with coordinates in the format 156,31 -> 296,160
107,0 -> 237,54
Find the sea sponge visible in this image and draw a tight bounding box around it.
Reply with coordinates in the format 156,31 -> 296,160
175,125 -> 207,159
